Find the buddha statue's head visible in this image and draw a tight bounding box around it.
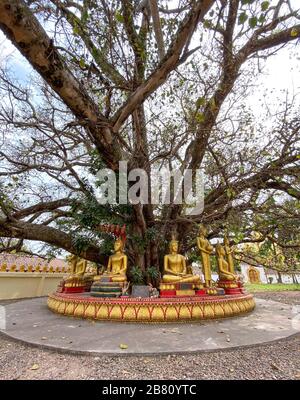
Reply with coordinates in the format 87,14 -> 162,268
169,239 -> 179,253
199,224 -> 207,237
114,238 -> 124,253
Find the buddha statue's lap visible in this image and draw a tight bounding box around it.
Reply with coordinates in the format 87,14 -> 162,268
162,273 -> 201,284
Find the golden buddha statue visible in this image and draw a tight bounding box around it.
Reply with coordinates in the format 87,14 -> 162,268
162,239 -> 202,285
64,255 -> 88,289
68,255 -> 87,277
0,263 -> 7,272
94,238 -> 127,283
197,225 -> 213,287
224,236 -> 235,274
215,243 -> 237,282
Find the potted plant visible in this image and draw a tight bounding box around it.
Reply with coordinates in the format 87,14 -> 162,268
129,266 -> 150,297
146,266 -> 161,288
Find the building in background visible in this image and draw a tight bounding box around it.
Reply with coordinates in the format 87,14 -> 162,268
240,262 -> 300,284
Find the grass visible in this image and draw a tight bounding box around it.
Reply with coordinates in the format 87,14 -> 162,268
245,283 -> 300,292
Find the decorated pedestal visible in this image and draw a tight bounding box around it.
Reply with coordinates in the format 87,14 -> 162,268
91,280 -> 124,298
48,291 -> 255,323
49,229 -> 255,323
217,280 -> 245,295
63,278 -> 86,293
159,282 -> 223,297
58,276 -> 93,294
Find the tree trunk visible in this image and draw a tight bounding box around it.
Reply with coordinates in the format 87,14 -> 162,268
277,271 -> 282,283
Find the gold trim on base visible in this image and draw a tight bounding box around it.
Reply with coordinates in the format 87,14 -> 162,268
48,292 -> 255,323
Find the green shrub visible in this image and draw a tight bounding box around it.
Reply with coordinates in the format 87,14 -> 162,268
129,266 -> 145,285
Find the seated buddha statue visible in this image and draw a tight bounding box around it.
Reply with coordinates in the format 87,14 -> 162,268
162,239 -> 202,285
64,255 -> 88,289
67,255 -> 87,277
215,243 -> 237,282
94,238 -> 127,284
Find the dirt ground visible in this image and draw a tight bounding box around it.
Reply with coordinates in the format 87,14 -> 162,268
0,291 -> 299,380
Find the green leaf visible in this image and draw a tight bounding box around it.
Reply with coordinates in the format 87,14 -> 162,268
73,25 -> 80,35
196,97 -> 206,108
261,1 -> 270,11
195,112 -> 205,123
91,47 -> 99,61
238,12 -> 248,25
226,188 -> 236,199
209,97 -> 217,111
115,11 -> 124,23
291,28 -> 299,37
79,58 -> 86,69
203,19 -> 212,29
249,17 -> 258,28
258,14 -> 266,24
81,10 -> 89,23
288,188 -> 298,197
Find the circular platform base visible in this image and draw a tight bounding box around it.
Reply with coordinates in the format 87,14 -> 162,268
48,292 -> 255,323
1,297 -> 299,355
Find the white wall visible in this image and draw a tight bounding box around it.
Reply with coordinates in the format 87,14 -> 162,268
240,263 -> 300,284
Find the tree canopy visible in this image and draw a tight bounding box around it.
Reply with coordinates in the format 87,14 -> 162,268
0,0 -> 299,270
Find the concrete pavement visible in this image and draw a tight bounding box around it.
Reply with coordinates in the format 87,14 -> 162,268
0,297 -> 299,355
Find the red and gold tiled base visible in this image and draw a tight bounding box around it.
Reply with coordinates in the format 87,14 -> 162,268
47,292 -> 255,323
63,286 -> 86,294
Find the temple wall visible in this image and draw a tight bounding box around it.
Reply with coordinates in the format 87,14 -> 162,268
240,263 -> 300,284
0,272 -> 65,300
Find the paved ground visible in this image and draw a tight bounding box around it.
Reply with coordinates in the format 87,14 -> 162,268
0,291 -> 299,380
0,297 -> 299,355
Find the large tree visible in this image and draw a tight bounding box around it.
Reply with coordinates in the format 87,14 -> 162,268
0,0 -> 299,271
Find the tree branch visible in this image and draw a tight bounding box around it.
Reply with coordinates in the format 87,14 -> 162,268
0,0 -> 122,168
0,219 -> 105,263
112,0 -> 215,132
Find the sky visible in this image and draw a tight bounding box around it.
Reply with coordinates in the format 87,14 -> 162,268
0,33 -> 31,81
0,2 -> 299,256
1,24 -> 299,119
247,45 -> 300,115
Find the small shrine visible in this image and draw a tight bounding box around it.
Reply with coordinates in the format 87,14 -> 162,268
48,225 -> 255,323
